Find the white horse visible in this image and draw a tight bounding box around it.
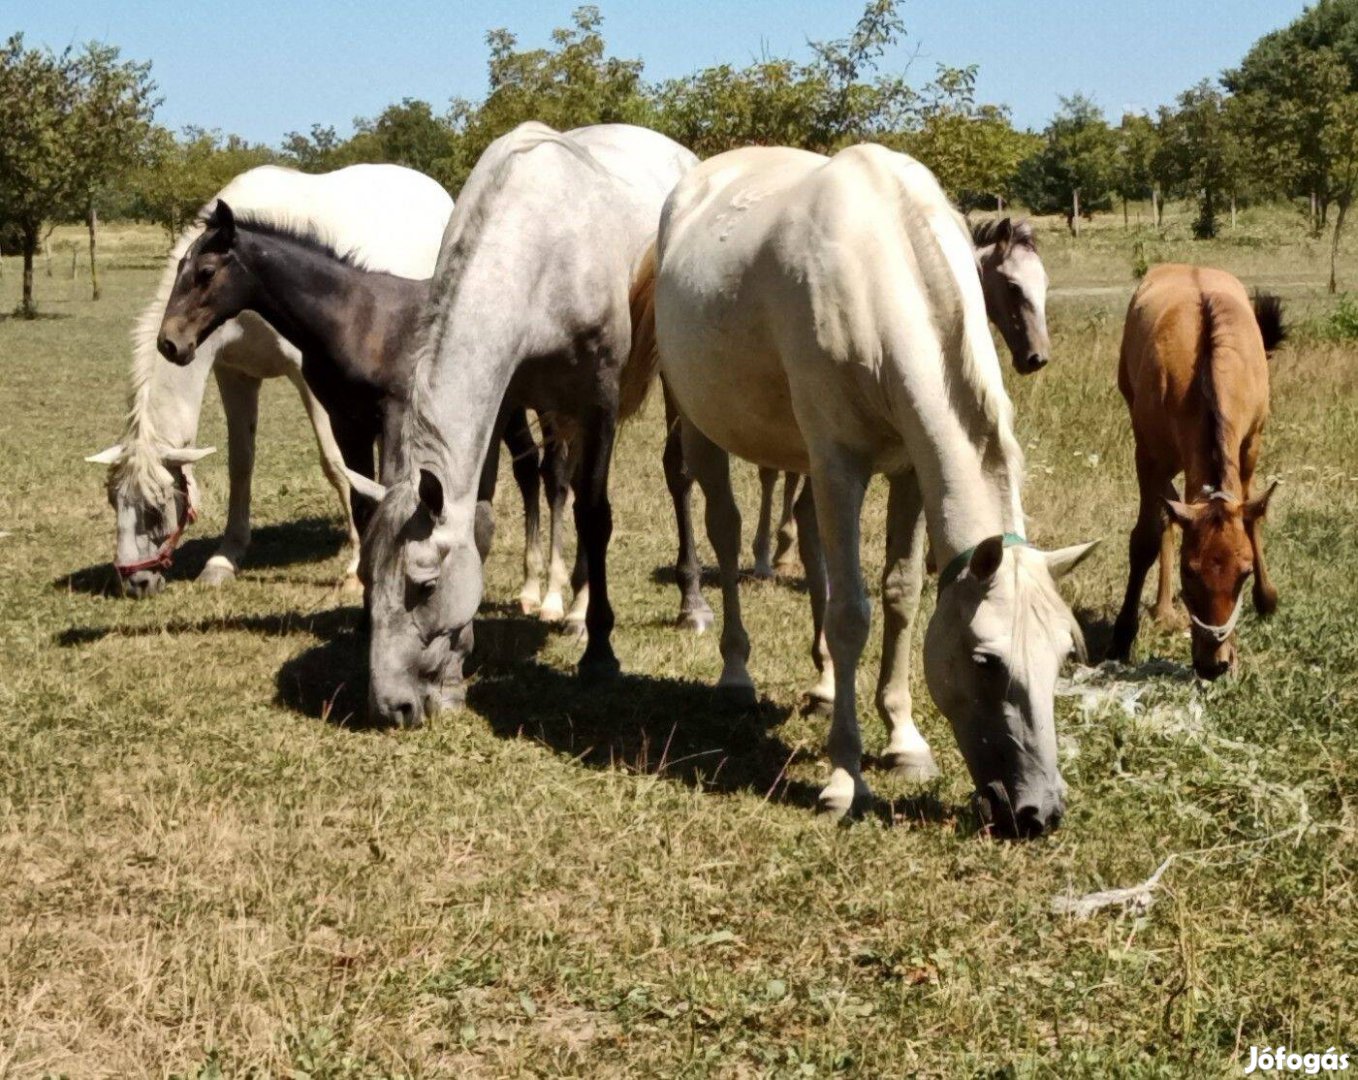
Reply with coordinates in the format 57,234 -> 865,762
87,163 -> 453,597
353,122 -> 697,727
639,145 -> 1096,837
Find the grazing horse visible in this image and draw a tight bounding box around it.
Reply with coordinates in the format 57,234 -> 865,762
153,199 -> 553,616
87,164 -> 452,597
633,144 -> 1096,837
352,123 -> 698,727
749,216 -> 1051,577
1108,265 -> 1284,678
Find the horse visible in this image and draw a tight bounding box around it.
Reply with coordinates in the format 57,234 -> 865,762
152,198 -> 561,617
1108,265 -> 1284,678
86,164 -> 453,598
350,123 -> 699,727
628,144 -> 1096,837
749,217 -> 1051,578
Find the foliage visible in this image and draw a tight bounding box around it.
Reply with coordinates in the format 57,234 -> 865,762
1154,81 -> 1246,238
1314,292 -> 1358,339
128,127 -> 276,242
1112,112 -> 1160,207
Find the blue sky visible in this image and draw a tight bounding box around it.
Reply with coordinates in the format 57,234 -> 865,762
15,1 -> 1300,143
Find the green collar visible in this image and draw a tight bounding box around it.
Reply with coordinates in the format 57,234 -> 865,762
938,533 -> 1029,591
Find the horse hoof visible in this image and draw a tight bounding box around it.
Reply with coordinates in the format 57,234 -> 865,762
539,595 -> 565,622
714,681 -> 757,709
801,693 -> 834,718
563,617 -> 588,643
1254,588 -> 1279,617
817,769 -> 868,819
678,607 -> 715,634
578,653 -> 621,683
197,560 -> 237,588
752,561 -> 774,581
881,747 -> 939,782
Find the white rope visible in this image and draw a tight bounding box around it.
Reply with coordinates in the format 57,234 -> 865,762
1189,588 -> 1245,643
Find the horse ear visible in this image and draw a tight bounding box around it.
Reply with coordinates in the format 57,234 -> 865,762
85,444 -> 125,465
208,200 -> 237,247
1162,498 -> 1201,528
992,217 -> 1013,259
1043,539 -> 1100,580
969,535 -> 1006,583
344,468 -> 388,505
161,446 -> 217,466
418,468 -> 445,519
1244,481 -> 1278,522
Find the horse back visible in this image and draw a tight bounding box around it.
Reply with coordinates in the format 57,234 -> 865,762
1119,264 -> 1270,470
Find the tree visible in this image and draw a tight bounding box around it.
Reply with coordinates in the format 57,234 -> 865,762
445,6 -> 650,188
901,68 -> 1037,209
1323,92 -> 1358,291
1155,81 -> 1245,239
0,35 -> 78,317
1113,112 -> 1160,226
67,43 -> 158,299
128,126 -> 275,243
1013,94 -> 1117,235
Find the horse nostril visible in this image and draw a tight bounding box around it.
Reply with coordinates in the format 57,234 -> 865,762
157,337 -> 177,361
1027,354 -> 1049,371
1015,804 -> 1047,839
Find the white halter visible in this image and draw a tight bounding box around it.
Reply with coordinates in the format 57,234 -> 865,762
1190,588 -> 1244,643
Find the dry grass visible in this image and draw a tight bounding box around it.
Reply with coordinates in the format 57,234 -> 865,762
0,205 -> 1355,1077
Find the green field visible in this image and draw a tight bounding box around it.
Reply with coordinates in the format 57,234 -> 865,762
1,205 -> 1356,1076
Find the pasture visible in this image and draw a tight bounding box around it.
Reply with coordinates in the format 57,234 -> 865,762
1,206 -> 1356,1075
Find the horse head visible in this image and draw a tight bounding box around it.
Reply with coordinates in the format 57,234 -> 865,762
1164,484 -> 1277,680
158,200 -> 253,366
976,218 -> 1050,375
352,466 -> 485,727
85,442 -> 216,597
924,537 -> 1098,838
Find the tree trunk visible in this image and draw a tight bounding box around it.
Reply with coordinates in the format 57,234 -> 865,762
1072,188 -> 1081,238
1152,185 -> 1161,228
1123,197 -> 1129,228
87,205 -> 101,301
20,227 -> 38,318
1329,200 -> 1347,295
1311,190 -> 1319,235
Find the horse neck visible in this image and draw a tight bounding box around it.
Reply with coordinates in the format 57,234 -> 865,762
909,329 -> 1026,566
128,324 -> 218,451
237,231 -> 420,382
397,244 -> 539,507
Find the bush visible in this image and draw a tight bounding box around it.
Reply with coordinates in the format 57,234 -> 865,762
1316,294 -> 1358,340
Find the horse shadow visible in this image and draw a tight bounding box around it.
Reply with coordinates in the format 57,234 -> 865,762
1072,606 -> 1117,662
57,605 -> 359,649
55,517 -> 349,597
648,563 -> 809,595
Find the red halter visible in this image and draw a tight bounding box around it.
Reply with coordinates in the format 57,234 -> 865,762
114,476 -> 198,578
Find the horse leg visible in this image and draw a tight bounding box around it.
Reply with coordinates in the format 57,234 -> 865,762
681,419 -> 754,704
876,471 -> 938,781
573,406 -> 620,681
1151,479 -> 1182,627
200,365 -> 260,587
663,382 -> 714,631
503,406 -> 543,615
1109,452 -> 1169,661
1242,436 -> 1279,616
293,370 -> 361,588
793,481 -> 834,713
773,472 -> 802,575
753,466 -> 779,578
538,421 -> 574,624
806,447 -> 873,817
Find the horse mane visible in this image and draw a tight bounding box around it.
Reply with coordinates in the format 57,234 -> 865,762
1193,295 -> 1229,489
223,209 -> 370,271
970,217 -> 1036,252
1252,290 -> 1286,354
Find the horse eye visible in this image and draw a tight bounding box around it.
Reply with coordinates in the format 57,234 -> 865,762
196,265 -> 216,285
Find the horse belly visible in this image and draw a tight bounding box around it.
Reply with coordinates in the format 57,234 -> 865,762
661,312 -> 810,473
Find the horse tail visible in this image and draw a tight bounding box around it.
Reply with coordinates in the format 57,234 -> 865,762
1252,290 -> 1286,355
618,241 -> 661,422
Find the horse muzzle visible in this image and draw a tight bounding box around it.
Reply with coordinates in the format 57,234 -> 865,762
975,779 -> 1065,839
120,568 -> 166,599
157,333 -> 196,366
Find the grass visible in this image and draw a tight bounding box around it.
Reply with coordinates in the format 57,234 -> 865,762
1,204 -> 1356,1077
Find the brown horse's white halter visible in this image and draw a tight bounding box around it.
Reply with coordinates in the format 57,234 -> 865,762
114,474 -> 197,579
1186,488 -> 1244,643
